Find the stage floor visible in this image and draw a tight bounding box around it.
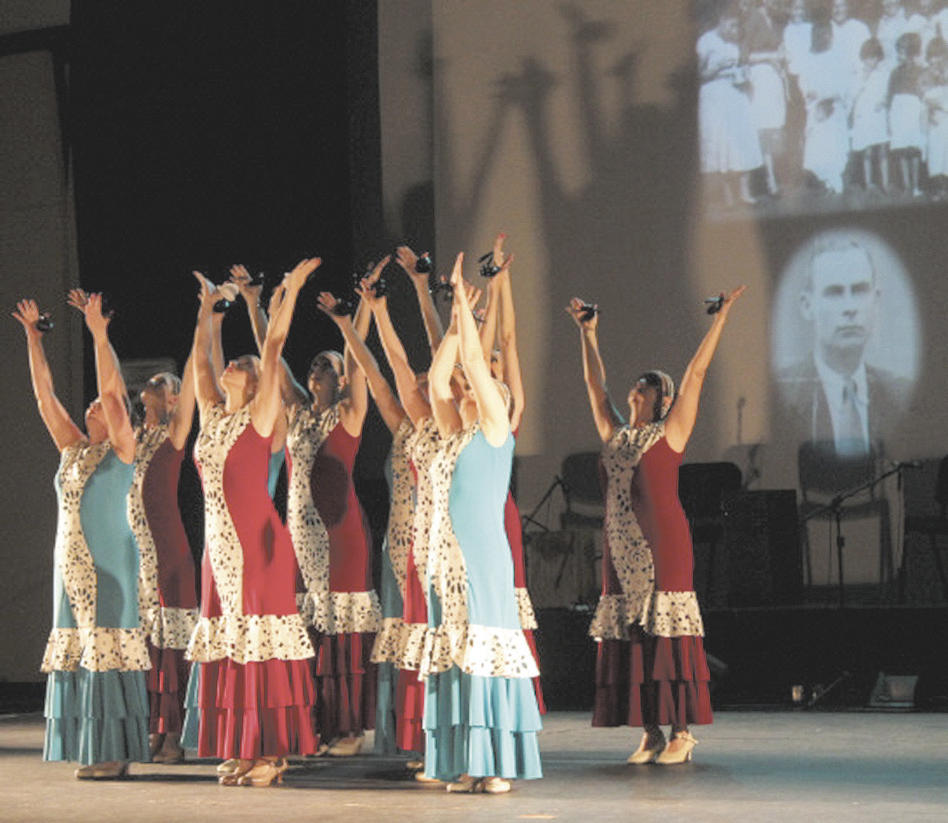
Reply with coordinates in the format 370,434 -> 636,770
3,710 -> 947,822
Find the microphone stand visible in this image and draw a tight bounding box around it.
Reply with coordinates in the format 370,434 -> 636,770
803,461 -> 907,607
522,475 -> 568,533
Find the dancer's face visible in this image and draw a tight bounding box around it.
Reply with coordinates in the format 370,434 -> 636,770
140,373 -> 178,417
307,351 -> 343,399
628,379 -> 660,426
85,398 -> 109,442
221,355 -> 260,397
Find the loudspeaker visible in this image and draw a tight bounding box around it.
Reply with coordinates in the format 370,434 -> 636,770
723,490 -> 803,607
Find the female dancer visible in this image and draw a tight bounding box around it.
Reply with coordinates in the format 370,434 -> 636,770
568,286 -> 745,765
232,261 -> 380,754
371,247 -> 445,769
313,283 -> 415,756
67,289 -> 199,765
422,254 -> 542,794
15,294 -> 150,779
187,263 -> 319,787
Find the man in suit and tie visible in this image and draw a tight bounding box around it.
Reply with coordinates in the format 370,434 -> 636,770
776,236 -> 910,458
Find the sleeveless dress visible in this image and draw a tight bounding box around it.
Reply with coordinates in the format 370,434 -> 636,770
184,405 -> 317,759
370,418 -> 415,753
128,425 -> 199,736
505,429 -> 545,713
590,424 -> 713,730
421,425 -> 542,782
394,417 -> 440,752
286,403 -> 381,742
43,442 -> 151,766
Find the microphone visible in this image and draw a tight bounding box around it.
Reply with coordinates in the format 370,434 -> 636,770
704,295 -> 724,315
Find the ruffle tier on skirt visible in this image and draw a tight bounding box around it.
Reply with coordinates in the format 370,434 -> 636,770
146,641 -> 191,735
423,667 -> 543,782
181,658 -> 318,759
593,626 -> 713,729
312,629 -> 377,741
44,668 -> 151,765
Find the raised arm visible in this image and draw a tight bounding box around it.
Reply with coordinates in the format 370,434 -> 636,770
12,299 -> 84,451
368,286 -> 431,426
566,297 -> 623,442
82,294 -> 135,462
192,271 -> 225,425
452,254 -> 509,446
318,289 -> 406,435
495,251 -> 525,431
67,288 -> 127,399
230,264 -> 308,408
251,257 -> 321,437
396,245 -> 444,357
428,313 -> 462,440
477,234 -> 508,360
664,285 -> 746,453
167,347 -> 197,450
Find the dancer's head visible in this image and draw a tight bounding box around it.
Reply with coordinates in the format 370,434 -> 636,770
308,350 -> 345,406
628,370 -> 676,426
84,398 -> 109,442
220,355 -> 261,403
140,371 -> 181,423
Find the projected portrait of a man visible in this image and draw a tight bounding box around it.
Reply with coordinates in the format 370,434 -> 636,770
773,231 -> 918,458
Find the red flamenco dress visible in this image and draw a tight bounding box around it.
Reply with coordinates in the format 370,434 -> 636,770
186,406 -> 317,759
590,424 -> 713,731
286,404 -> 380,743
128,425 -> 199,737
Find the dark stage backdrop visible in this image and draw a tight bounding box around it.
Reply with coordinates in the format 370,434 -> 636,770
68,0 -> 390,555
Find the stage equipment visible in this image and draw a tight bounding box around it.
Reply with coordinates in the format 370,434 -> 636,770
559,451 -> 604,530
797,443 -> 892,605
902,454 -> 948,601
868,672 -> 918,709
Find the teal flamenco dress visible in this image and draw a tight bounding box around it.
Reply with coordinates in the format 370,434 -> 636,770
421,426 -> 542,782
43,442 -> 151,766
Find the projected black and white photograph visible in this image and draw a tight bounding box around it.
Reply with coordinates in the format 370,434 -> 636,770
771,226 -> 919,457
697,0 -> 948,218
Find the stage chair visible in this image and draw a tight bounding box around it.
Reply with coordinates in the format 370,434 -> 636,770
678,462 -> 742,607
559,451 -> 604,530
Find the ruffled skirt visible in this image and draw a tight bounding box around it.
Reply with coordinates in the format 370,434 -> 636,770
44,668 -> 150,765
396,667 -> 426,753
181,658 -> 318,759
147,641 -> 190,735
593,626 -> 713,729
423,667 -> 543,781
312,630 -> 377,741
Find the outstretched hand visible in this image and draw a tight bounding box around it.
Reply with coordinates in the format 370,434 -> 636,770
492,233 -> 514,276
12,298 -> 42,335
394,245 -> 428,283
229,264 -> 263,304
566,296 -> 598,331
83,292 -> 111,336
363,255 -> 391,289
719,284 -> 747,312
285,257 -> 322,293
193,271 -> 218,315
355,278 -> 384,309
66,288 -> 89,315
316,291 -> 345,322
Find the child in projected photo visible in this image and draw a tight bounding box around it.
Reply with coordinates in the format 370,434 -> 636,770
798,19 -> 851,194
888,31 -> 925,197
923,37 -> 948,199
850,38 -> 891,192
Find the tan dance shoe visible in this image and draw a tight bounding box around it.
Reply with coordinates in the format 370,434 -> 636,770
478,777 -> 512,794
626,730 -> 666,764
217,759 -> 253,785
235,758 -> 285,787
413,769 -> 442,784
75,761 -> 128,780
152,734 -> 185,764
327,735 -> 363,757
216,758 -> 239,775
655,731 -> 698,765
445,774 -> 479,793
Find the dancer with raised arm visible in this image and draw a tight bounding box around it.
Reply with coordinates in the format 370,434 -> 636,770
482,234 -> 545,713
186,264 -> 320,787
421,254 -> 542,794
567,285 -> 745,765
314,282 -> 414,757
15,294 -> 150,779
67,289 -> 200,765
232,260 -> 381,755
